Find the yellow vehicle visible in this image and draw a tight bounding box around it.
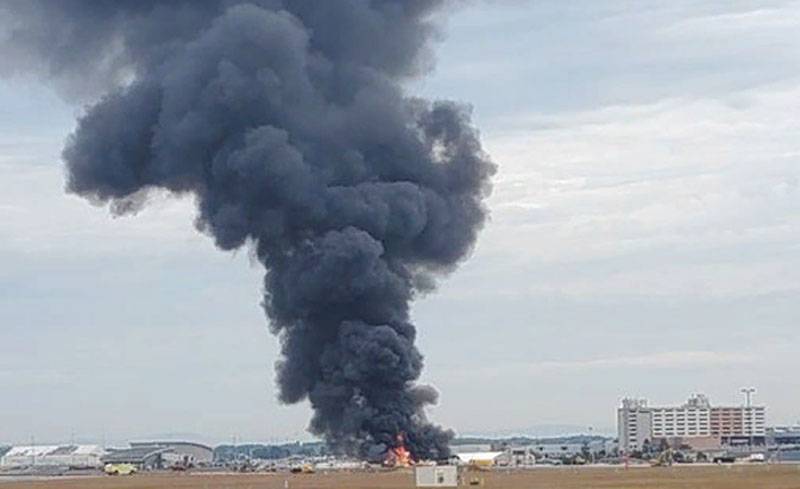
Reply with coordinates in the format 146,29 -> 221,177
104,463 -> 138,476
289,463 -> 315,474
468,460 -> 492,472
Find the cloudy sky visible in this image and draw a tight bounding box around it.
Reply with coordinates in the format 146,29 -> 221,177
1,0 -> 799,445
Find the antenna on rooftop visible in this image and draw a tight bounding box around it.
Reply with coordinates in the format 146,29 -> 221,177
740,387 -> 756,407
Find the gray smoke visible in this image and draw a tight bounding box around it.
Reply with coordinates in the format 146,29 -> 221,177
2,1 -> 495,459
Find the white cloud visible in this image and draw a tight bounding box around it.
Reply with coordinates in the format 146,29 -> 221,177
500,350 -> 753,375
661,6 -> 800,36
439,351 -> 757,392
459,81 -> 800,299
0,155 -> 214,258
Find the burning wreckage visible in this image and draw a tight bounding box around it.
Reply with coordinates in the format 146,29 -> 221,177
3,0 -> 495,462
384,433 -> 415,468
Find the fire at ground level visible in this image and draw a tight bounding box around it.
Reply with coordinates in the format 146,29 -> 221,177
1,465 -> 800,489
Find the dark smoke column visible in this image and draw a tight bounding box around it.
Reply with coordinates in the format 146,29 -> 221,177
4,1 -> 495,459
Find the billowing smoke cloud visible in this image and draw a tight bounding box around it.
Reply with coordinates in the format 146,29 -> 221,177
2,1 -> 495,459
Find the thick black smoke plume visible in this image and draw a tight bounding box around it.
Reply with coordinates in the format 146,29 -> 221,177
2,1 -> 495,459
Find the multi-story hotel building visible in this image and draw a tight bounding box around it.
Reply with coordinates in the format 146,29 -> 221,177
617,398 -> 652,452
618,394 -> 766,452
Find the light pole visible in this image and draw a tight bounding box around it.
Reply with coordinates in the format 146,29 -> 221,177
740,388 -> 756,408
740,388 -> 756,450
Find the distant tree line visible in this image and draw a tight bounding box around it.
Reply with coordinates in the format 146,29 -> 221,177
213,441 -> 327,462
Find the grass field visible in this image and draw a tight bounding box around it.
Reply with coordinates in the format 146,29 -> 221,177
2,465 -> 800,489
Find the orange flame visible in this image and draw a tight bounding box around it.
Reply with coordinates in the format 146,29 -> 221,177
385,432 -> 415,467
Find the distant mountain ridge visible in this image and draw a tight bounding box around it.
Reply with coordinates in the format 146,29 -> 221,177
455,424 -> 615,440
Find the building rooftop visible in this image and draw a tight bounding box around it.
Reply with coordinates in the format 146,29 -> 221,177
621,394 -> 766,410
3,445 -> 103,457
130,441 -> 212,451
102,447 -> 170,464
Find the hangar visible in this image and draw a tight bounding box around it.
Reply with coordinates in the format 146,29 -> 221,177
0,445 -> 105,469
129,441 -> 214,466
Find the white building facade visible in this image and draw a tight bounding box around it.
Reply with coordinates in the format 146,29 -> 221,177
618,398 -> 652,453
651,394 -> 712,438
496,446 -> 536,467
415,465 -> 458,487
